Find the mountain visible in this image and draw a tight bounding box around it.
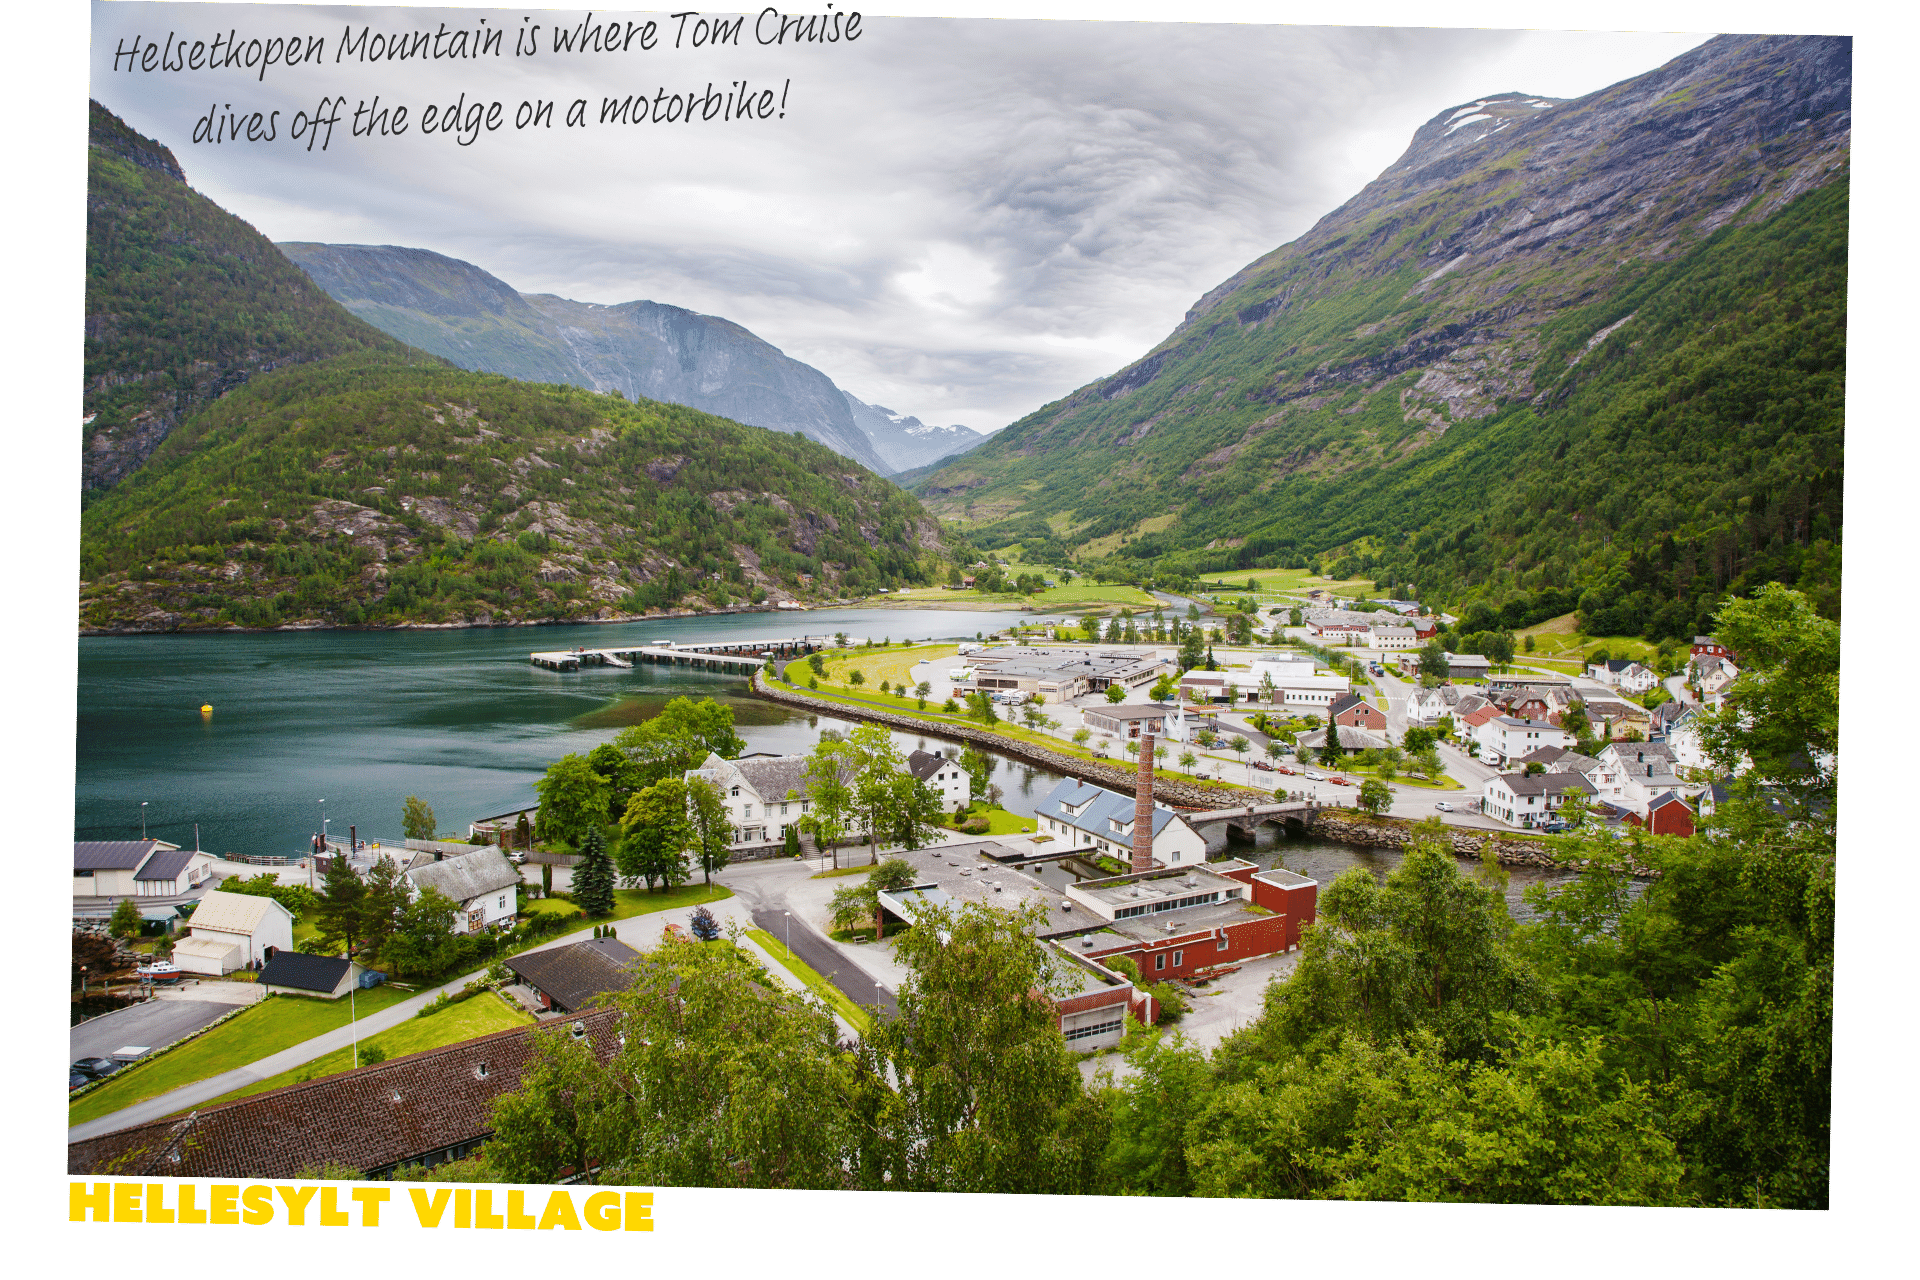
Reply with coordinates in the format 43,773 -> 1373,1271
277,243 -> 893,476
83,103 -> 418,491
916,35 -> 1849,638
842,392 -> 990,473
78,356 -> 946,633
78,114 -> 947,633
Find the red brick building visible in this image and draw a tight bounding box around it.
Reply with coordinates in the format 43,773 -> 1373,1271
1061,861 -> 1319,984
1328,693 -> 1388,731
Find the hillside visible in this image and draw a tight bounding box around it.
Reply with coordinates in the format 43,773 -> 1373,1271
842,392 -> 989,473
278,243 -> 892,475
78,355 -> 945,633
915,34 -> 1849,637
84,103 -> 420,491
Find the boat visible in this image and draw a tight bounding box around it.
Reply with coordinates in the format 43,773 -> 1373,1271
135,960 -> 184,982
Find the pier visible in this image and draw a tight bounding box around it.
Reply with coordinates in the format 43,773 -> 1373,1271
530,635 -> 828,674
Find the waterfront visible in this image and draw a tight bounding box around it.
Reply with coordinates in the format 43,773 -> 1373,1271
77,606 -> 1590,922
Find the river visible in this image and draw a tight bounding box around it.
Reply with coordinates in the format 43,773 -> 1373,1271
75,606 -> 1588,921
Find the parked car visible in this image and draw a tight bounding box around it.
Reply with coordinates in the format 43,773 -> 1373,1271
71,1057 -> 119,1079
1329,777 -> 1352,787
508,851 -> 527,864
1542,820 -> 1571,833
1303,770 -> 1325,781
1433,801 -> 1454,812
70,1071 -> 92,1092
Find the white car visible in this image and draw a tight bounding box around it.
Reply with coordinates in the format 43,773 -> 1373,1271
1433,801 -> 1454,812
1303,770 -> 1326,781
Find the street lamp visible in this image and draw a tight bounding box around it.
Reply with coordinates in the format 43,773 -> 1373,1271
140,801 -> 148,839
784,910 -> 791,959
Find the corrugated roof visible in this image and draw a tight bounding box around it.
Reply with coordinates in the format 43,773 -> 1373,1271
68,1009 -> 622,1179
74,840 -> 175,871
134,848 -> 202,883
185,889 -> 287,936
173,936 -> 241,963
405,848 -> 522,904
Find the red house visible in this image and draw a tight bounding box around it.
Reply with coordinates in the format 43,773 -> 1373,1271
1329,693 -> 1388,732
1627,791 -> 1696,838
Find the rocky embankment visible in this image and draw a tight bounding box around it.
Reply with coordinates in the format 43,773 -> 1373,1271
1306,809 -> 1658,877
751,673 -> 1266,809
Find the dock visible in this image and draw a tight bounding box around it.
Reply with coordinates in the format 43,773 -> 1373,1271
531,635 -> 828,673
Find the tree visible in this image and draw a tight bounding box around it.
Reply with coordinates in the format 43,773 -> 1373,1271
1179,750 -> 1198,771
848,670 -> 865,686
1149,673 -> 1178,702
483,1022 -> 637,1185
314,850 -> 367,956
1289,606 -> 1304,627
1105,683 -> 1128,704
688,905 -> 722,941
534,753 -> 610,849
1022,702 -> 1046,732
1695,583 -> 1838,817
885,775 -> 945,852
1230,737 -> 1251,773
1102,1025 -> 1217,1197
1072,727 -> 1091,748
108,897 -> 141,940
1419,639 -> 1451,679
384,885 -> 460,979
958,745 -> 993,804
573,826 -> 617,917
1403,726 -> 1436,755
609,697 -> 747,791
828,857 -> 918,937
1487,630 -> 1516,666
402,795 -> 437,842
514,811 -> 533,854
357,854 -> 410,966
685,776 -> 731,886
966,690 -> 1000,724
854,900 -> 1108,1194
1319,723 -> 1345,768
800,737 -> 855,868
1357,779 -> 1393,815
783,822 -> 802,858
618,778 -> 692,892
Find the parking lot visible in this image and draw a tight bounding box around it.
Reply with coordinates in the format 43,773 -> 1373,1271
71,997 -> 240,1065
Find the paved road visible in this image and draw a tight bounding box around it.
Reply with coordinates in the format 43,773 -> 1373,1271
748,906 -> 899,1020
71,999 -> 236,1063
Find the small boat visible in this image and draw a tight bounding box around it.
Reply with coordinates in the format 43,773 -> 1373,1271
136,960 -> 184,982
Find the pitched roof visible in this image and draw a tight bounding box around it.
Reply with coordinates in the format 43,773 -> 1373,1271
1295,726 -> 1393,751
68,1009 -> 623,1179
1039,777 -> 1179,841
1328,693 -> 1370,718
505,938 -> 641,1011
257,951 -> 354,994
74,840 -> 177,871
405,848 -> 522,904
134,848 -> 202,883
906,748 -> 957,782
1493,772 -> 1596,797
1513,746 -> 1569,768
186,889 -> 288,935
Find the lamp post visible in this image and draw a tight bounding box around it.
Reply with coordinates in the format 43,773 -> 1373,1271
783,910 -> 791,959
140,801 -> 148,839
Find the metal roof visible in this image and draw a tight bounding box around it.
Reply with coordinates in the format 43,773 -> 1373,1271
257,951 -> 355,994
74,840 -> 175,871
405,848 -> 522,904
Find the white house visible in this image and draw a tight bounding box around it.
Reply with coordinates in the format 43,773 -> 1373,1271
1597,742 -> 1689,810
1480,715 -> 1569,768
405,848 -> 522,935
1666,705 -> 1709,772
1368,624 -> 1419,649
72,840 -> 215,900
687,751 -> 837,849
1587,659 -> 1660,694
907,748 -> 971,811
1036,778 -> 1207,867
172,889 -> 295,975
1480,772 -> 1595,829
1407,683 -> 1464,725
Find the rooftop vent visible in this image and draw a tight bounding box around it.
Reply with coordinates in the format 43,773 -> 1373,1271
1183,874 -> 1198,888
476,1062 -> 490,1079
570,1020 -> 586,1040
1060,899 -> 1072,910
1081,936 -> 1094,948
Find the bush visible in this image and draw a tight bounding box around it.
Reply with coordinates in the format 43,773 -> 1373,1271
1148,980 -> 1190,1024
358,1044 -> 388,1066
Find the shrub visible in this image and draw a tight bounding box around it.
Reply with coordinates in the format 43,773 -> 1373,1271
358,1045 -> 388,1066
1148,980 -> 1190,1024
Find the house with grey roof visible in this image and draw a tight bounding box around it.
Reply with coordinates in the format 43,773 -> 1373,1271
1480,771 -> 1596,829
405,848 -> 522,935
1035,778 -> 1206,868
506,937 -> 640,1014
906,748 -> 970,811
686,750 -> 850,854
72,840 -> 214,902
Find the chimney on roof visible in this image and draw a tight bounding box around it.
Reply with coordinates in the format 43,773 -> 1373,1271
1133,732 -> 1156,873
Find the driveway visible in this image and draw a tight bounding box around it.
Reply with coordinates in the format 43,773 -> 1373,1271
71,998 -> 242,1063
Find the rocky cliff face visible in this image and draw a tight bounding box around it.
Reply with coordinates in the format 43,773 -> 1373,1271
278,243 -> 893,475
842,391 -> 988,473
917,34 -> 1851,526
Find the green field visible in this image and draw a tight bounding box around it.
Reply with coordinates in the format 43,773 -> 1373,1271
68,984 -> 414,1125
942,807 -> 1038,837
885,580 -> 1157,610
745,929 -> 874,1035
524,882 -> 732,925
192,992 -> 534,1110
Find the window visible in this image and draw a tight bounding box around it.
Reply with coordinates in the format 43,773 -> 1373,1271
1154,953 -> 1166,971
780,803 -> 789,816
730,786 -> 740,797
743,804 -> 753,819
1217,935 -> 1229,951
1064,1017 -> 1124,1043
497,896 -> 506,909
1172,951 -> 1183,967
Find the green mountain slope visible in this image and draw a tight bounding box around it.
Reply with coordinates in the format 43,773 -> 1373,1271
78,356 -> 944,632
917,34 -> 1849,636
83,102 -> 420,490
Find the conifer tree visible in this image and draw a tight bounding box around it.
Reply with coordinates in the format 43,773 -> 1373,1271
573,826 -> 616,918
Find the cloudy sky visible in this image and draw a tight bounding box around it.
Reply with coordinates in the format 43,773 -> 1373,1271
90,4 -> 1708,430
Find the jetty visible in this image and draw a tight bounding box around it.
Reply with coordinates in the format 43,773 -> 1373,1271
530,635 -> 828,673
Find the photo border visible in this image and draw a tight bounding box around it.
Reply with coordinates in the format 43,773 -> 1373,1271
11,2 -> 1904,1274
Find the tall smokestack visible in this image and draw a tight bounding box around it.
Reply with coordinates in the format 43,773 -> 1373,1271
1133,731 -> 1156,873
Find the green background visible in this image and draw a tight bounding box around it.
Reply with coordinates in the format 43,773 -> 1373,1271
11,2 -> 1904,1274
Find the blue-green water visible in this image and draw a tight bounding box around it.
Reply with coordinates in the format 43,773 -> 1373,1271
74,608 -> 1037,856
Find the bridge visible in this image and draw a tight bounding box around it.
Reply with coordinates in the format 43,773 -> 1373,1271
1182,800 -> 1323,839
530,635 -> 828,673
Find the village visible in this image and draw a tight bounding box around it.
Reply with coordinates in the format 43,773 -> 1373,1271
67,579 -> 1751,1180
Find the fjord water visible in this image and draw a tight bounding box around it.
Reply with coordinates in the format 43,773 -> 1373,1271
75,609 -> 1026,856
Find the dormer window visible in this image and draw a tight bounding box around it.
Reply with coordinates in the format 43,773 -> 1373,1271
730,786 -> 740,797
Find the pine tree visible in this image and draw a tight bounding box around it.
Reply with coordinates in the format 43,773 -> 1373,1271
574,825 -> 617,918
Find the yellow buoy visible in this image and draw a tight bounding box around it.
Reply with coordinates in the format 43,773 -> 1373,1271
200,704 -> 213,715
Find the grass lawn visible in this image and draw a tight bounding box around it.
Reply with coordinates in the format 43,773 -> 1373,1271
943,807 -> 1037,837
68,984 -> 413,1125
746,929 -> 875,1035
1516,614 -> 1663,665
804,643 -> 959,692
811,865 -> 871,879
192,992 -> 534,1110
524,882 -> 732,925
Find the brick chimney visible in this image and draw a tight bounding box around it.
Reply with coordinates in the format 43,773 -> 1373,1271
1132,732 -> 1156,873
